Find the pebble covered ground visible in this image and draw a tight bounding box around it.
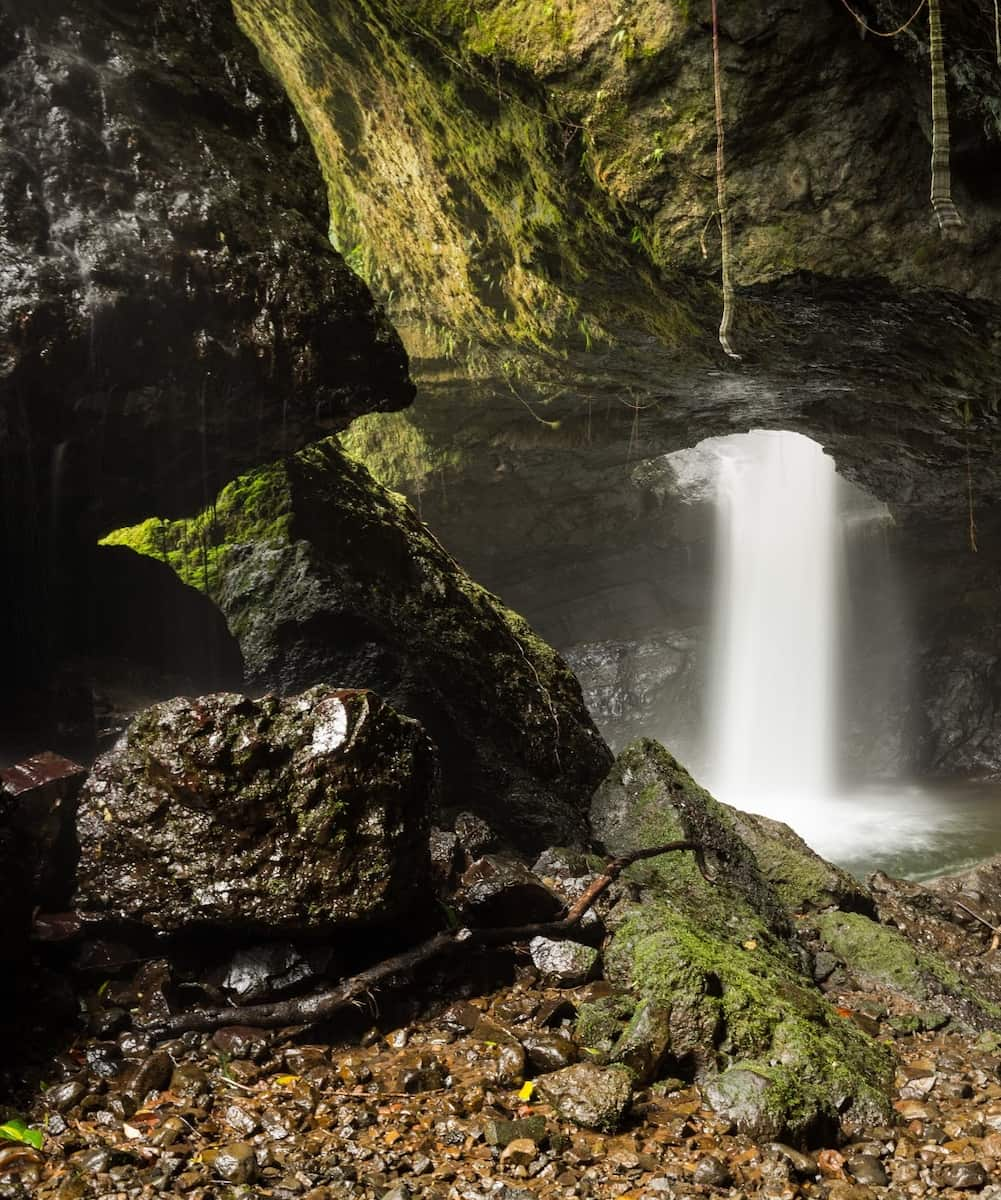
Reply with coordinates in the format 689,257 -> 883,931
5,964 -> 1001,1200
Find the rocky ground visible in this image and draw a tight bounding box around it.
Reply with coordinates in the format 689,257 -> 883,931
5,953 -> 1001,1200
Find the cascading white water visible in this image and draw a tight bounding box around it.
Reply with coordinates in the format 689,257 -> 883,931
708,430 -> 838,819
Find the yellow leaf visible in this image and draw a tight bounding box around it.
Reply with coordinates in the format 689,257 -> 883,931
517,1081 -> 535,1101
274,1074 -> 300,1086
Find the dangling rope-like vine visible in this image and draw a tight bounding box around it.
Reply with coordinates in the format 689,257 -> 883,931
711,0 -> 739,359
835,0 -> 927,38
994,0 -> 1001,66
928,0 -> 964,231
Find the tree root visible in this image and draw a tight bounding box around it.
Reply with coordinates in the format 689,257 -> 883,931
141,840 -> 708,1035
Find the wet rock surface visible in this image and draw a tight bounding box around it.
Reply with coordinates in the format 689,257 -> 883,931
9,960 -> 1001,1200
142,439 -> 612,851
0,0 -> 412,757
74,687 -> 435,934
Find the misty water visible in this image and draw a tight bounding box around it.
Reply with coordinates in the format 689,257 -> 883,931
700,429 -> 1001,883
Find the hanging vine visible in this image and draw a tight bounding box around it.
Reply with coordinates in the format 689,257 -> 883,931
928,0 -> 964,231
994,0 -> 1001,66
710,0 -> 740,359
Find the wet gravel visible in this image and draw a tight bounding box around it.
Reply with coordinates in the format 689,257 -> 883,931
5,968 -> 1001,1200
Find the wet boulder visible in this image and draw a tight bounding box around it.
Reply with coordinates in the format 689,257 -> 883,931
536,1063 -> 634,1131
74,688 -> 435,935
115,439 -> 612,850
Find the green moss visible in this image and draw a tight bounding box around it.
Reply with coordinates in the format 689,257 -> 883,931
607,900 -> 893,1139
816,911 -> 927,997
816,910 -> 1001,1023
731,811 -> 872,915
100,463 -> 291,596
338,410 -> 465,492
233,0 -> 706,366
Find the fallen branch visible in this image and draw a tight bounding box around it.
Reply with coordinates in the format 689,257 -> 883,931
140,839 -> 707,1035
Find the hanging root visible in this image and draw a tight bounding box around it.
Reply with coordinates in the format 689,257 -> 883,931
928,0 -> 963,232
711,0 -> 740,359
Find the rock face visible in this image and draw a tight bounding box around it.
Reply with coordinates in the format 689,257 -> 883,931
236,0 -> 1001,341
0,0 -> 412,749
231,0 -> 1001,782
111,439 -> 612,849
74,688 -> 436,935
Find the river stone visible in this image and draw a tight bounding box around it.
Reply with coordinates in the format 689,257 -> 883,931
933,1161 -> 989,1190
705,1067 -> 786,1141
610,999 -> 672,1085
201,1143 -> 257,1185
517,1030 -> 577,1073
457,857 -> 563,927
529,937 -> 599,987
74,688 -> 435,934
846,1155 -> 889,1186
536,1063 -> 633,1131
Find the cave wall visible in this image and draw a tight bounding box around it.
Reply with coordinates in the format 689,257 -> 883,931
233,0 -> 1001,358
0,0 -> 413,754
228,0 -> 1001,776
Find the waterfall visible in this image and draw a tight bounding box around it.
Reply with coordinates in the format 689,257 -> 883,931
708,430 -> 838,817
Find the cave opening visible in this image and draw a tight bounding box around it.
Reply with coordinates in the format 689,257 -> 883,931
634,428 -> 1001,880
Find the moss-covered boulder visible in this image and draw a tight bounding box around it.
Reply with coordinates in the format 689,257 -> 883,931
107,440 -> 611,849
729,810 -> 874,918
74,687 -> 435,936
815,909 -> 1001,1030
591,739 -> 894,1144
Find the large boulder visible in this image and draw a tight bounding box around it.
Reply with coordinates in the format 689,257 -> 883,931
591,739 -> 894,1145
74,688 -> 436,935
106,440 -> 612,850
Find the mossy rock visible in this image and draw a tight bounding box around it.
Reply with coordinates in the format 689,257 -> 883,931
729,810 -> 874,917
106,440 -> 611,850
575,994 -> 635,1053
816,910 -> 1001,1030
591,740 -> 895,1144
590,737 -> 790,938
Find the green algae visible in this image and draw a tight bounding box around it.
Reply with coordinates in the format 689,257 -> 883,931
816,909 -> 1001,1025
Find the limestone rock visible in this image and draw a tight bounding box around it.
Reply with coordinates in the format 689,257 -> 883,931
74,688 -> 435,934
